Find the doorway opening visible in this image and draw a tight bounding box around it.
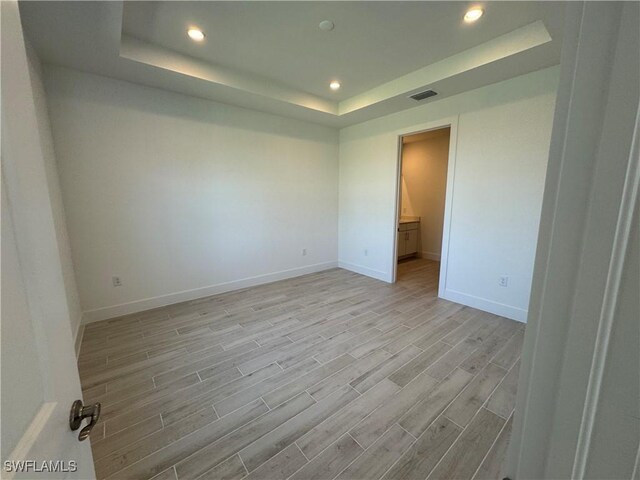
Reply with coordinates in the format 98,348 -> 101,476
394,126 -> 452,288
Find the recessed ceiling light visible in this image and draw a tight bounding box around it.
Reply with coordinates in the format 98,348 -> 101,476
329,81 -> 341,90
319,20 -> 335,31
187,28 -> 205,42
464,7 -> 484,23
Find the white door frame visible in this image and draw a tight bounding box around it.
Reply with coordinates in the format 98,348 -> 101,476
391,116 -> 459,292
506,2 -> 639,478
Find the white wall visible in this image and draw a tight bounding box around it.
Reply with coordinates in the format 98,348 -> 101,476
339,67 -> 558,321
44,66 -> 339,322
42,64 -> 556,325
25,44 -> 83,348
401,131 -> 450,260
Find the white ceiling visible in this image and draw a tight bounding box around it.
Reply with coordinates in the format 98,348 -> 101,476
19,1 -> 565,127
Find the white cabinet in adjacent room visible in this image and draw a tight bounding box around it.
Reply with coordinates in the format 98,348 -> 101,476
405,228 -> 418,255
397,220 -> 420,258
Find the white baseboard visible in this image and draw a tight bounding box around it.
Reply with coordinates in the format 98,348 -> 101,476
421,251 -> 441,261
81,261 -> 338,324
440,288 -> 528,323
338,261 -> 392,283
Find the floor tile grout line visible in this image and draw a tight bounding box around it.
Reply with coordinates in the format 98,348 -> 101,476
295,441 -> 310,462
235,453 -> 251,479
443,414 -> 465,430
213,358 -> 323,413
469,409 -> 514,480
259,396 -> 271,411
397,423 -> 418,441
232,383 -> 354,477
107,389 -> 308,479
297,361 -> 445,477
92,343 -> 248,389
376,343 -> 450,390
103,363 -> 278,437
394,362 -> 482,452
373,421 -> 427,480
426,398 -> 506,480
442,360 -> 511,427
245,370 -> 395,477
91,415 -> 167,464
287,429 -> 358,479
423,413 -> 473,480
483,357 -> 520,420
326,432 -> 372,480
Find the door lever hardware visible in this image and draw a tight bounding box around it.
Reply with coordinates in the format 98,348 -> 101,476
69,399 -> 101,441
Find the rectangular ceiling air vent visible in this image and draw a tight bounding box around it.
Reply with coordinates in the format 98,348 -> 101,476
409,89 -> 438,101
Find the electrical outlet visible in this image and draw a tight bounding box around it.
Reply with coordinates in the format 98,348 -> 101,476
498,276 -> 509,287
112,276 -> 122,287
302,248 -> 307,256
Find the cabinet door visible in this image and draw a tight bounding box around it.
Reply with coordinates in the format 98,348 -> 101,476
405,229 -> 418,255
397,231 -> 406,257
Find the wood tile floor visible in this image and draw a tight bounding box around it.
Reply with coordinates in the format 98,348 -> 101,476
79,259 -> 524,480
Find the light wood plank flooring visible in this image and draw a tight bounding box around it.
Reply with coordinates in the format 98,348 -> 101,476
79,259 -> 523,480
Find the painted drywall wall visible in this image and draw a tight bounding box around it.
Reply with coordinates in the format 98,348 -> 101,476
339,66 -> 558,321
400,131 -> 450,260
44,66 -> 339,322
25,43 -> 83,348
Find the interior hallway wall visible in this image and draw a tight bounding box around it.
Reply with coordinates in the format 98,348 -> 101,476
400,130 -> 450,260
44,66 -> 339,322
23,44 -> 84,349
339,67 -> 558,322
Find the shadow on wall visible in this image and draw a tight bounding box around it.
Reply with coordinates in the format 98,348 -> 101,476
43,65 -> 338,143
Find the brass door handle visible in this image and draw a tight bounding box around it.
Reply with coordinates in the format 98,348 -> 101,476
69,399 -> 101,441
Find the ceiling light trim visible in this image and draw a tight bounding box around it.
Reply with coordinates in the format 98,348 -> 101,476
187,27 -> 205,41
464,8 -> 484,23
